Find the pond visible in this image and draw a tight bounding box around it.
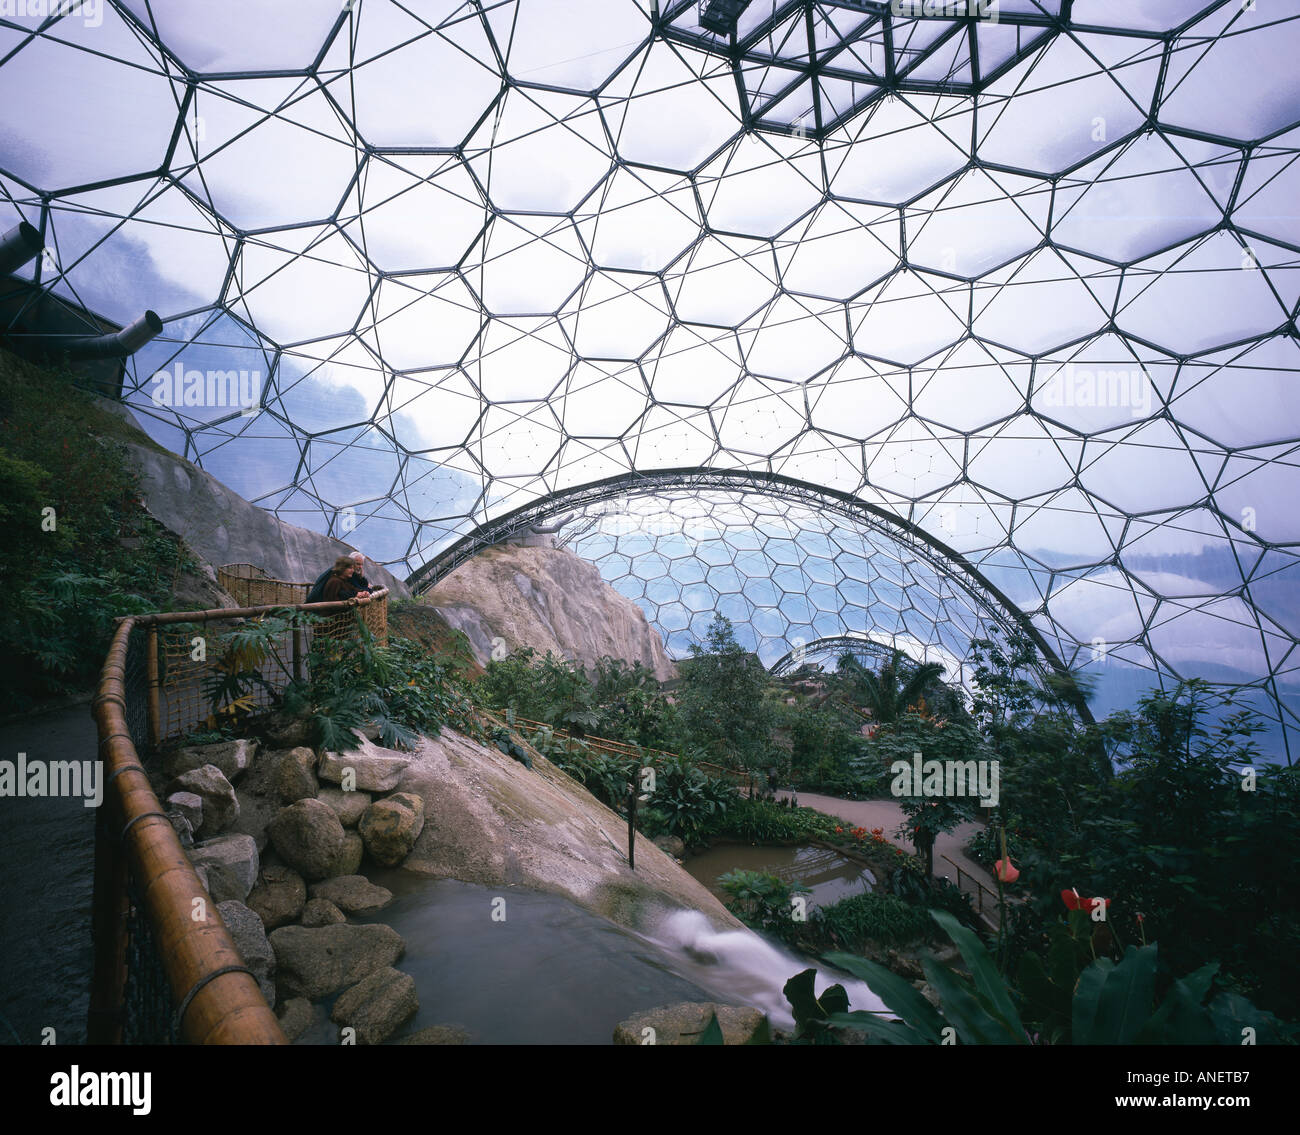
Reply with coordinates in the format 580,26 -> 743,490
684,842 -> 876,909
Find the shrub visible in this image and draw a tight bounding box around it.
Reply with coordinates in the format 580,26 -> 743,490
811,892 -> 936,950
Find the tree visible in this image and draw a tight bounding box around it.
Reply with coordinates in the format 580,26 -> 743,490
678,614 -> 773,772
837,655 -> 945,725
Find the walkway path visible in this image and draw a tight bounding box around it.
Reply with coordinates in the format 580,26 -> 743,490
777,790 -> 1001,926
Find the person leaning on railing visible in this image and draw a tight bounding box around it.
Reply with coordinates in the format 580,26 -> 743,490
307,550 -> 372,603
320,556 -> 372,603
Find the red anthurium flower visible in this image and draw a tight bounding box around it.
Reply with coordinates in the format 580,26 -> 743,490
994,858 -> 1020,884
1061,888 -> 1110,914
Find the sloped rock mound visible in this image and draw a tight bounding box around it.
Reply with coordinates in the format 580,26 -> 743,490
392,725 -> 738,933
422,543 -> 676,680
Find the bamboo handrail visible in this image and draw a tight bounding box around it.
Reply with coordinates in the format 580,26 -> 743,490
92,616 -> 287,1045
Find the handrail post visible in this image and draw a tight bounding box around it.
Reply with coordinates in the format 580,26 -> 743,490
145,624 -> 161,751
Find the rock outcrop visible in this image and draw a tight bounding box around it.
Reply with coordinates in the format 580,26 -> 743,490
95,396 -> 409,596
392,726 -> 739,933
330,967 -> 418,1045
269,923 -> 405,999
421,543 -> 676,680
613,1003 -> 769,1045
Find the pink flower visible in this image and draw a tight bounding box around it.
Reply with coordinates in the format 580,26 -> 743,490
994,858 -> 1020,884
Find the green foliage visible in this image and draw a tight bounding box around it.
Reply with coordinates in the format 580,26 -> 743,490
0,360 -> 199,712
782,969 -> 850,1044
702,797 -> 843,843
275,620 -> 473,752
477,649 -> 680,749
967,630 -> 1300,1022
810,909 -> 1289,1045
811,892 -> 936,951
719,869 -> 809,938
636,754 -> 737,845
677,614 -> 775,772
837,656 -> 945,725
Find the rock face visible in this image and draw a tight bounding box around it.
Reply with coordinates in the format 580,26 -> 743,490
612,1003 -> 768,1045
217,900 -> 276,1007
189,834 -> 259,903
165,765 -> 239,839
117,409 -> 410,596
269,923 -> 405,999
330,967 -> 418,1045
318,740 -> 411,793
358,792 -> 425,867
392,727 -> 740,933
308,876 -> 393,916
267,799 -> 348,881
422,543 -> 676,680
396,1025 -> 470,1045
245,865 -> 307,931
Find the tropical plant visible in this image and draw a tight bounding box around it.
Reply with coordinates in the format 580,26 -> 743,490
677,613 -> 774,773
836,656 -> 945,725
719,869 -> 809,939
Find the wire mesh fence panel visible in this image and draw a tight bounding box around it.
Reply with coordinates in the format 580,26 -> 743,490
217,564 -> 310,608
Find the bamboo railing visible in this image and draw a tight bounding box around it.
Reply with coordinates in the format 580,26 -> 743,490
89,587 -> 388,1045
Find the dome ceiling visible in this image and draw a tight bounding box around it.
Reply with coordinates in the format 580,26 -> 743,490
2,0 -> 1297,757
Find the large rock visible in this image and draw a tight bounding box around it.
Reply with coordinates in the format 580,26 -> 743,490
301,898 -> 346,927
245,865 -> 306,931
267,799 -> 347,881
269,923 -> 405,999
217,900 -> 276,1007
396,1025 -> 470,1045
613,1003 -> 768,1045
165,765 -> 239,838
277,997 -> 317,1044
189,834 -> 259,903
318,740 -> 412,793
423,543 -> 675,680
166,791 -> 204,833
330,967 -> 418,1046
270,747 -> 318,804
164,739 -> 256,783
308,875 -> 393,916
317,787 -> 371,828
334,831 -> 364,877
358,792 -> 425,867
260,710 -> 315,751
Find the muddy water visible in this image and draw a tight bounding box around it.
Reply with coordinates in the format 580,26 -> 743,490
684,843 -> 875,909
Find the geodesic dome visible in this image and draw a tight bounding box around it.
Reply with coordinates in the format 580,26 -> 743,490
3,0 -> 1298,758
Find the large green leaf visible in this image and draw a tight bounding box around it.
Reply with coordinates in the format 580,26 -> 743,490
921,957 -> 1027,1044
823,951 -> 944,1043
1089,944 -> 1158,1045
697,1012 -> 724,1045
1135,963 -> 1218,1045
1071,957 -> 1114,1044
928,909 -> 1024,1037
825,1010 -> 927,1045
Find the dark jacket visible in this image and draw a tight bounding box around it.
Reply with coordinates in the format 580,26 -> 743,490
321,574 -> 362,603
308,566 -> 370,603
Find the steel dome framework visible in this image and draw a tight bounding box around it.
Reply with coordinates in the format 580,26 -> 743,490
2,0 -> 1298,758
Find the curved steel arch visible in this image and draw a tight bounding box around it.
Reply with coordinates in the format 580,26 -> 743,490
408,467 -> 1094,722
769,634 -> 922,679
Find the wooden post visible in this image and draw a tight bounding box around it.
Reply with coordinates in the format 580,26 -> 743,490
292,624 -> 302,683
87,799 -> 128,1045
145,625 -> 161,751
627,760 -> 639,871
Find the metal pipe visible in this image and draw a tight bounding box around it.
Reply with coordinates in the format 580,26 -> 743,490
63,310 -> 164,360
0,221 -> 43,275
